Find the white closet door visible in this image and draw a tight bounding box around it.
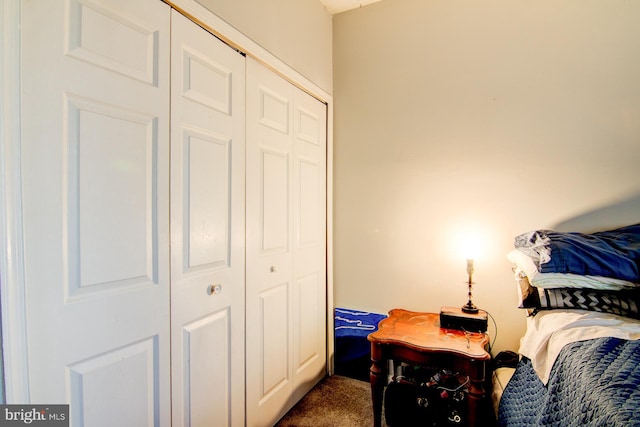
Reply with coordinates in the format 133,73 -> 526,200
170,11 -> 246,427
291,85 -> 327,404
246,57 -> 327,427
21,0 -> 171,425
246,57 -> 294,427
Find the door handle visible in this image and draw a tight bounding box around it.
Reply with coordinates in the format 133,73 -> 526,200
207,284 -> 222,295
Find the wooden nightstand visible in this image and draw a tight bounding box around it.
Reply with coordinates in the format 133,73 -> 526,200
368,309 -> 491,427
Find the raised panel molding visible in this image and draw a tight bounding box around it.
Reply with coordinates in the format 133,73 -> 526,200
182,310 -> 231,427
259,86 -> 289,134
259,283 -> 290,402
63,93 -> 160,302
296,273 -> 320,371
297,159 -> 320,247
65,0 -> 159,85
260,148 -> 289,254
181,46 -> 233,114
182,127 -> 232,272
296,106 -> 320,146
67,337 -> 159,427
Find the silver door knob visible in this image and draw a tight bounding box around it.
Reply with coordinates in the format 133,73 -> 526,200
207,284 -> 222,295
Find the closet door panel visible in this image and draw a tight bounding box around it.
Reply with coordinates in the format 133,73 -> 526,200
260,148 -> 290,251
246,59 -> 295,427
182,310 -> 232,427
295,272 -> 322,366
170,10 -> 245,427
291,88 -> 327,402
70,94 -> 157,290
259,283 -> 290,395
246,58 -> 327,426
21,0 -> 171,424
185,132 -> 231,269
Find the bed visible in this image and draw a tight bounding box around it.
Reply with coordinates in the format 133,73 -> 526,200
495,224 -> 640,427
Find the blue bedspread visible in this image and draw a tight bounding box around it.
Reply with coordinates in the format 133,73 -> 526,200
498,337 -> 640,426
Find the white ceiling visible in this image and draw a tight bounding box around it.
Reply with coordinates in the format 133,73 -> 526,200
319,0 -> 385,15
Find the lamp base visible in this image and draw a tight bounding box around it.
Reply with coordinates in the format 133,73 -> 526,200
439,306 -> 488,333
461,302 -> 479,314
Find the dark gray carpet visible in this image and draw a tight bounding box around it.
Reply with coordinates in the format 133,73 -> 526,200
275,375 -> 388,427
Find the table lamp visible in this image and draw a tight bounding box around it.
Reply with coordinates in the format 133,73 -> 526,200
461,258 -> 478,314
439,244 -> 487,333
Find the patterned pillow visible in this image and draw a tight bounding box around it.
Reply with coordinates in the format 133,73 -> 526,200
516,273 -> 640,319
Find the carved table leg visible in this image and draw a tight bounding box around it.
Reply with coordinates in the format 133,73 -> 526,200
370,343 -> 385,427
466,360 -> 487,427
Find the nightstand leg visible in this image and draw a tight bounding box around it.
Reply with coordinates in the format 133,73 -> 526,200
370,344 -> 384,427
467,361 -> 486,427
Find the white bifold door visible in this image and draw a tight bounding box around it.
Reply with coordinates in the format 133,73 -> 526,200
169,10 -> 246,427
18,2 -> 324,426
21,0 -> 172,425
245,58 -> 328,427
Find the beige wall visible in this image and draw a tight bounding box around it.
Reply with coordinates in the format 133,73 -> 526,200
333,0 -> 640,354
194,0 -> 333,94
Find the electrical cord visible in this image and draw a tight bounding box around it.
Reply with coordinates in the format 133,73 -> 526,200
460,309 -> 498,355
485,309 -> 498,356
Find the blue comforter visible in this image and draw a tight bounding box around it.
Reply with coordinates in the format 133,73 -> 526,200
498,337 -> 640,426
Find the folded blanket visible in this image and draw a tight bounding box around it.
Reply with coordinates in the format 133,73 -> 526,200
518,309 -> 640,384
514,223 -> 640,283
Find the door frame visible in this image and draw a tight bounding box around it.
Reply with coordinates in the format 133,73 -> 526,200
1,0 -> 30,404
0,0 -> 334,403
